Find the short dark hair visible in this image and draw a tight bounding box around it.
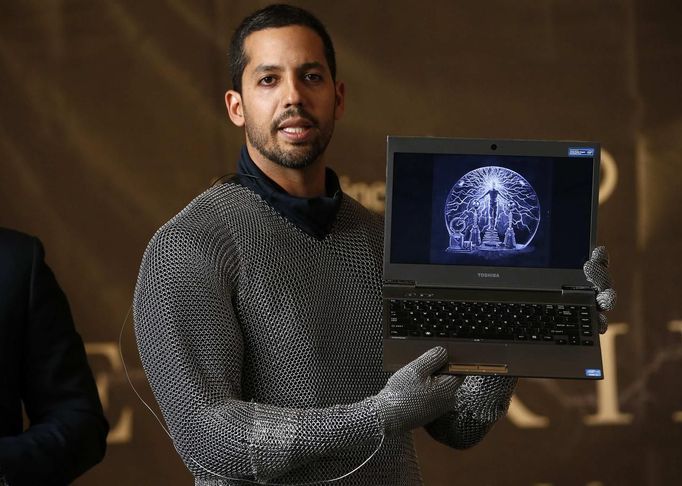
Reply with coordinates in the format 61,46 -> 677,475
228,4 -> 337,93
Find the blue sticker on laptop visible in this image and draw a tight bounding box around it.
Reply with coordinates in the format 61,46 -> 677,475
585,368 -> 602,377
568,147 -> 595,157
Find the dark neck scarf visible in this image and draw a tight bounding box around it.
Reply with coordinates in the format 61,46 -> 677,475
234,145 -> 343,239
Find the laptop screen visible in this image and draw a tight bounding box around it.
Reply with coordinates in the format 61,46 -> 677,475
390,152 -> 594,269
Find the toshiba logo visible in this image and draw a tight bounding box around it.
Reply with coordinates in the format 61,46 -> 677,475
477,272 -> 500,278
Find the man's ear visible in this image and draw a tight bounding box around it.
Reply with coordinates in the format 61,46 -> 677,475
225,90 -> 245,127
334,80 -> 345,120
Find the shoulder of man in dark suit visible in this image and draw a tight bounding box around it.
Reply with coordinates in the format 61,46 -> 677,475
0,227 -> 109,486
0,228 -> 35,297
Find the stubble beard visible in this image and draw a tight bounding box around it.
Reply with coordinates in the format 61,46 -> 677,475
244,106 -> 335,169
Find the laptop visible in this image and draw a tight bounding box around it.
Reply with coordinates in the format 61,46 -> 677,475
382,137 -> 604,379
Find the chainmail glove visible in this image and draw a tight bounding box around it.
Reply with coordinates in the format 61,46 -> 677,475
372,347 -> 464,435
583,246 -> 617,334
424,375 -> 517,449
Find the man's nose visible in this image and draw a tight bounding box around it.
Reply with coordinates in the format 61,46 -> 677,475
283,77 -> 304,107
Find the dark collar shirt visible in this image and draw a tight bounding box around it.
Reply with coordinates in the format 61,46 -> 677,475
234,145 -> 343,239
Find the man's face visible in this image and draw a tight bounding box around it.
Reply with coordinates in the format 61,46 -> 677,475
228,25 -> 344,169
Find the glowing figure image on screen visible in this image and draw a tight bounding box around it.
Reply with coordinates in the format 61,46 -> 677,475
444,166 -> 540,255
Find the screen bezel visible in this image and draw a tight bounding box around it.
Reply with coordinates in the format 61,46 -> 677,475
383,136 -> 600,290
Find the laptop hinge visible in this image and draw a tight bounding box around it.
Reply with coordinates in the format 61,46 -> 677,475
561,285 -> 594,296
385,280 -> 416,287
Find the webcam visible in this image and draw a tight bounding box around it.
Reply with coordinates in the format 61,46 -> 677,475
490,143 -> 498,150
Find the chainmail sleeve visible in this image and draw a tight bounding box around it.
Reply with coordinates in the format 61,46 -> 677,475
424,375 -> 517,448
133,214 -> 383,483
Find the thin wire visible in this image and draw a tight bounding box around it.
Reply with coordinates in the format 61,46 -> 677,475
188,434 -> 385,485
119,304 -> 386,485
118,305 -> 176,444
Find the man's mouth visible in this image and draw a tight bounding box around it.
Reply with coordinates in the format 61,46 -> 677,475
277,117 -> 315,141
281,127 -> 308,134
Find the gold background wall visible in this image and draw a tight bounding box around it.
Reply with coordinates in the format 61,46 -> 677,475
1,1 -> 681,485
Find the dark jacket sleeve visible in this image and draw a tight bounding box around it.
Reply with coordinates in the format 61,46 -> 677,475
0,236 -> 109,486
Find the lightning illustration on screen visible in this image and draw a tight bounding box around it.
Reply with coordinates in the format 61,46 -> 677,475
444,166 -> 540,255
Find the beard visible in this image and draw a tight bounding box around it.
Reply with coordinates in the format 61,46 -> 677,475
244,106 -> 335,169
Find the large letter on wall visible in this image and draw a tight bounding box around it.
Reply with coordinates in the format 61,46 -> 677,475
584,323 -> 633,425
507,396 -> 550,428
668,320 -> 682,422
85,342 -> 134,443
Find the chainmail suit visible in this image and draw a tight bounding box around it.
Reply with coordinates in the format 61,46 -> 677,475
134,181 -> 516,485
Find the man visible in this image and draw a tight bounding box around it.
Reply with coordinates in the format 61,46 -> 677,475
0,228 -> 108,486
134,4 -> 614,485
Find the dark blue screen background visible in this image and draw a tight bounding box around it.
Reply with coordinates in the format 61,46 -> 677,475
390,152 -> 593,269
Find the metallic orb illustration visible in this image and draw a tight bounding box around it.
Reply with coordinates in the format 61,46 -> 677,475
444,166 -> 540,254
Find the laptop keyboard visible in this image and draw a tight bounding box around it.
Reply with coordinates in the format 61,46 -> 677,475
388,299 -> 595,345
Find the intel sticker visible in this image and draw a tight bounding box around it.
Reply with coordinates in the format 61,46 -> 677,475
569,147 -> 595,157
585,368 -> 602,378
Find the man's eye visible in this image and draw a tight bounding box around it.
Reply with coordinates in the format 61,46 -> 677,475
259,76 -> 276,85
304,73 -> 322,82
